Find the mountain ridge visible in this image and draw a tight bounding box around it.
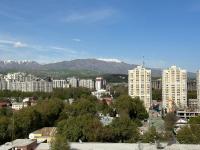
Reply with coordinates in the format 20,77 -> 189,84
0,59 -> 196,78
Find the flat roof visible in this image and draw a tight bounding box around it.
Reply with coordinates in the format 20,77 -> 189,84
70,143 -> 200,150
12,139 -> 36,147
31,127 -> 57,136
35,143 -> 50,150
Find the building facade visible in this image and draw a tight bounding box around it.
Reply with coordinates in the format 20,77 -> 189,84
162,66 -> 187,112
53,80 -> 67,88
95,77 -> 106,91
188,80 -> 196,91
128,66 -> 152,111
152,79 -> 162,90
79,79 -> 95,90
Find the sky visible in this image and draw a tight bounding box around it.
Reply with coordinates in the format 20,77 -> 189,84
0,0 -> 200,71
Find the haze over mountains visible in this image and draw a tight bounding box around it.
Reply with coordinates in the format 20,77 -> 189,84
0,59 -> 196,78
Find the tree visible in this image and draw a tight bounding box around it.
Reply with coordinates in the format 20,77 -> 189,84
141,126 -> 158,143
51,134 -> 70,150
114,95 -> 148,121
152,89 -> 162,101
57,115 -> 103,142
0,116 -> 11,144
176,125 -> 199,144
164,112 -> 177,131
110,117 -> 140,143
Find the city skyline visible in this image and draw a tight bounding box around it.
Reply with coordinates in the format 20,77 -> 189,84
0,0 -> 200,71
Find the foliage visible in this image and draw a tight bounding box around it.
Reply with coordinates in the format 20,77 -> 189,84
152,89 -> 162,101
110,85 -> 128,98
57,115 -> 103,142
110,117 -> 140,142
164,112 -> 177,131
114,95 -> 148,121
177,125 -> 200,144
141,127 -> 159,143
51,134 -> 70,150
177,116 -> 200,144
188,90 -> 197,99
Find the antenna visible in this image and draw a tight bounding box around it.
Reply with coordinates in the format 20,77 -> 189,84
142,56 -> 145,67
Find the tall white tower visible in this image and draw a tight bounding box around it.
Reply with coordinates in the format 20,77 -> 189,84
162,66 -> 187,112
128,66 -> 152,111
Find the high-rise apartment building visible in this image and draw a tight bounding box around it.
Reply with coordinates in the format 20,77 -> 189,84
128,66 -> 152,111
53,80 -> 67,88
95,77 -> 106,91
79,79 -> 95,90
162,66 -> 187,112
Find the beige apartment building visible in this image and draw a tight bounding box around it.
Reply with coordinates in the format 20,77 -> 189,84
162,66 -> 187,112
128,66 -> 152,111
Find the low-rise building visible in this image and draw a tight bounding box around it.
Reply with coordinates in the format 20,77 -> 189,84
29,127 -> 57,143
12,102 -> 28,110
176,109 -> 200,119
188,99 -> 199,110
92,89 -> 110,99
0,139 -> 37,150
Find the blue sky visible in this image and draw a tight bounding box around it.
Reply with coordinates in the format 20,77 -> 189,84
0,0 -> 200,71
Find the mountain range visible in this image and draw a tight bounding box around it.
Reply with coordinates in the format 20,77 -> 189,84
0,59 -> 196,78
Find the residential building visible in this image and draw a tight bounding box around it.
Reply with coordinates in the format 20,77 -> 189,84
67,77 -> 78,88
152,79 -> 162,90
0,79 -> 7,90
0,139 -> 37,150
162,66 -> 187,112
12,102 -> 28,110
128,66 -> 152,111
29,127 -> 57,143
187,79 -> 196,91
79,79 -> 95,90
95,77 -> 106,91
92,89 -> 110,99
188,99 -> 198,110
53,79 -> 67,88
176,110 -> 200,119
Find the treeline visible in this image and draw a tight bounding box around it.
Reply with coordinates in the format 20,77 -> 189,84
0,95 -> 152,144
0,99 -> 64,144
57,95 -> 149,143
0,87 -> 91,100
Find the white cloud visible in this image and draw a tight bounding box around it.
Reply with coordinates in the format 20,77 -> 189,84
97,58 -> 122,63
0,40 -> 27,48
72,38 -> 81,42
49,46 -> 77,54
13,41 -> 27,48
63,8 -> 116,23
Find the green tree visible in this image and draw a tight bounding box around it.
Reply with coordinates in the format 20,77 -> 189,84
0,116 -> 11,144
57,115 -> 103,142
141,126 -> 159,143
51,134 -> 70,150
110,117 -> 140,143
176,125 -> 198,144
114,95 -> 148,121
164,112 -> 177,131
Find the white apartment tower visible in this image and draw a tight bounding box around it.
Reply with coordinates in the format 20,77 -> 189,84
196,71 -> 200,109
128,66 -> 152,111
162,66 -> 187,112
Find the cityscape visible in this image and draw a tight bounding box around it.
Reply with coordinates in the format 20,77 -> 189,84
1,0 -> 200,150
